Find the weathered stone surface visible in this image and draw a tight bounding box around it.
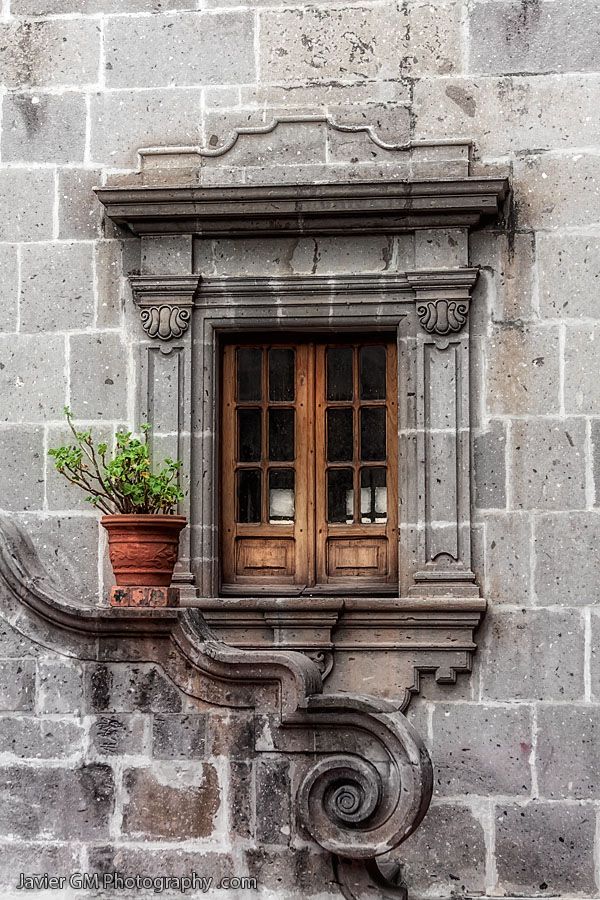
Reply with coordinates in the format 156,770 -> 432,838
122,763 -> 220,839
432,703 -> 532,796
0,615 -> 45,659
85,663 -> 183,714
87,846 -> 236,882
509,418 -> 586,510
13,0 -> 193,11
481,609 -> 584,701
495,802 -> 596,894
484,512 -> 531,604
473,421 -> 506,509
89,714 -> 147,757
392,803 -> 486,895
0,426 -> 44,511
37,660 -> 85,715
207,711 -> 255,759
105,11 -> 255,89
246,847 -> 337,895
514,154 -> 600,229
0,843 -> 79,889
58,168 -> 103,240
2,93 -> 86,164
538,233 -> 600,319
141,235 -> 193,276
0,20 -> 100,88
152,714 -> 206,759
110,586 -> 180,609
469,0 -> 600,75
564,325 -> 600,414
20,242 -> 94,332
96,241 -> 124,329
0,764 -> 114,839
229,760 -> 253,839
534,513 -> 600,606
0,660 -> 36,711
0,715 -> 83,758
537,705 -> 600,799
0,169 -> 54,242
0,244 -> 18,334
486,324 -> 560,416
0,335 -> 66,422
69,333 -> 128,420
256,758 -> 291,844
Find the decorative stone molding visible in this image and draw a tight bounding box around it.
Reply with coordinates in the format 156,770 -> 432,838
417,298 -> 469,335
0,514 -> 433,875
130,275 -> 197,342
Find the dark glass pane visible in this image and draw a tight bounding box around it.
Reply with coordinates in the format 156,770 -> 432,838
269,348 -> 295,401
360,468 -> 387,523
236,347 -> 262,402
237,470 -> 261,523
360,346 -> 387,400
237,409 -> 261,462
327,469 -> 354,524
360,408 -> 386,461
327,347 -> 353,401
327,408 -> 354,462
269,408 -> 294,461
269,469 -> 295,523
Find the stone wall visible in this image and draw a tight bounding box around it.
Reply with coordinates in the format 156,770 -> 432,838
0,0 -> 599,897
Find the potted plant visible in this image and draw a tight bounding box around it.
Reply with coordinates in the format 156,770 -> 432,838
49,408 -> 186,587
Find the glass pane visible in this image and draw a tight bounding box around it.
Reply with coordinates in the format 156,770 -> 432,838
360,346 -> 387,400
269,469 -> 295,524
361,468 -> 387,523
327,408 -> 354,462
327,347 -> 353,401
360,408 -> 386,461
269,348 -> 295,402
328,469 -> 354,524
269,408 -> 295,461
237,470 -> 261,523
237,348 -> 262,402
237,409 -> 261,462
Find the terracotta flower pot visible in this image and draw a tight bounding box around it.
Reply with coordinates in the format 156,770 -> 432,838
101,514 -> 187,587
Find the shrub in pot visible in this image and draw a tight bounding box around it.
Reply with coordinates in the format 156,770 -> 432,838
49,408 -> 186,587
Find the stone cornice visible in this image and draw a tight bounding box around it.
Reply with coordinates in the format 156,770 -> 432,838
95,177 -> 509,237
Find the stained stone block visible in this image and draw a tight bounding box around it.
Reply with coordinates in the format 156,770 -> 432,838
470,231 -> 536,323
564,325 -> 600,414
414,228 -> 468,268
20,243 -> 94,332
0,426 -> 44,511
0,764 -> 114,840
486,324 -> 560,415
291,235 -> 394,275
469,0 -> 600,75
538,233 -> 600,319
591,611 -> 600,700
58,168 -> 103,240
229,760 -> 253,839
431,703 -> 532,796
207,711 -> 255,759
85,663 -> 183,714
534,513 -> 600,606
2,93 -> 86,164
104,11 -> 255,89
37,660 -> 85,715
0,660 -> 36,711
0,843 -> 79,889
0,244 -> 18,334
0,335 -> 66,422
0,615 -> 45,659
0,20 -> 100,88
90,89 -> 202,168
152,714 -> 207,759
122,763 -> 220,840
256,759 -> 291,844
513,154 -> 600,229
390,803 -> 486,895
481,609 -> 584,701
96,241 -> 124,329
0,169 -> 54,242
473,421 -> 506,509
69,333 -> 128,420
495,802 -> 596,894
87,846 -> 236,882
89,714 -> 147,757
537,705 -> 600,800
141,236 -> 193,276
13,0 -> 194,10
0,716 -> 83,759
509,418 -> 586,510
245,848 -> 337,895
484,512 -> 531,604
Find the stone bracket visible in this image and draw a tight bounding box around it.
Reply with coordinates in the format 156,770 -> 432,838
130,275 -> 198,341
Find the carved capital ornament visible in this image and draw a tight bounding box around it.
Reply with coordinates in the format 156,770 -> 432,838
417,298 -> 469,335
140,304 -> 191,340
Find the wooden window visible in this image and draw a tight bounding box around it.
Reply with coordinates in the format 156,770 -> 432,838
221,337 -> 398,594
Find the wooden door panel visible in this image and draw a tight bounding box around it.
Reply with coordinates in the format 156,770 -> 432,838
326,537 -> 388,578
236,537 -> 295,578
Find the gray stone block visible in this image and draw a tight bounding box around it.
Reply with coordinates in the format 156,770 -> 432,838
0,716 -> 83,759
20,242 -> 94,332
89,714 -> 147,757
0,244 -> 18,334
0,764 -> 114,840
514,154 -> 600,230
256,759 -> 291,845
105,11 -> 255,89
486,324 -> 560,416
473,421 -> 506,509
537,705 -> 600,799
484,512 -> 531,604
469,0 -> 600,75
534,513 -> 600,606
432,703 -> 532,796
414,228 -> 468,268
2,93 -> 86,164
0,20 -> 100,88
509,418 -> 586,510
392,803 -> 486,895
85,663 -> 183,714
13,0 -> 194,10
0,426 -> 44,511
141,236 -> 193,276
229,760 -> 253,839
564,325 -> 600,414
202,119 -> 327,171
0,843 -> 79,889
481,609 -> 584,701
0,615 -> 45,659
538,233 -> 600,319
58,168 -> 103,240
122,763 -> 220,840
0,169 -> 54,242
207,711 -> 255,759
495,801 -> 596,894
152,714 -> 207,759
37,660 -> 85,715
69,333 -> 128,420
90,89 -> 202,168
245,847 -> 337,895
0,660 -> 36,711
96,241 -> 124,329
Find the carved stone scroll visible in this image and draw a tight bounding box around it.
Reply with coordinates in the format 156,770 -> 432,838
140,304 -> 191,340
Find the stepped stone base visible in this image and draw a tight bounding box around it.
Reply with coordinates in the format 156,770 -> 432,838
109,586 -> 180,608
